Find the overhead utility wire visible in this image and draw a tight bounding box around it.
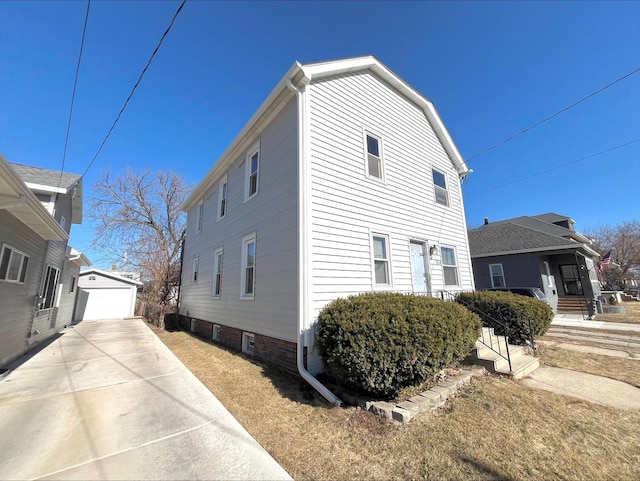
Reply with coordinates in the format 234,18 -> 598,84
80,0 -> 187,179
465,137 -> 640,198
466,66 -> 640,163
57,0 -> 91,189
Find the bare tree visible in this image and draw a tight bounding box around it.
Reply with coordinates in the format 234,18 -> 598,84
89,168 -> 189,324
585,220 -> 640,288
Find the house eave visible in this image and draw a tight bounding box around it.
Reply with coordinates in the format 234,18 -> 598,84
471,244 -> 599,259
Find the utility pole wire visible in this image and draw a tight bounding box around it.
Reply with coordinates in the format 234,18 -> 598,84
467,66 -> 640,163
465,137 -> 640,198
81,0 -> 188,179
58,0 -> 91,189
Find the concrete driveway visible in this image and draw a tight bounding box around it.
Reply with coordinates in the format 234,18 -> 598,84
0,318 -> 292,480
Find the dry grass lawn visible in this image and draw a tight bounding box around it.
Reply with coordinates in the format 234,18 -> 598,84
151,326 -> 640,481
596,301 -> 640,324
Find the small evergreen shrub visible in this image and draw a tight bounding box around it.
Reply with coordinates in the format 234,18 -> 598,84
315,292 -> 481,398
455,291 -> 553,345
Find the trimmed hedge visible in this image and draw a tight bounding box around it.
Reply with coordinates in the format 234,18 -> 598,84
455,291 -> 553,345
315,292 -> 481,398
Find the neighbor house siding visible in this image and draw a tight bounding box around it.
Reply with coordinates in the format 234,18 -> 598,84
304,72 -> 473,372
472,254 -> 544,290
0,210 -> 47,366
180,98 -> 299,342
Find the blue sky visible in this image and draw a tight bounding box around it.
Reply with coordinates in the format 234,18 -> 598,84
1,1 -> 639,268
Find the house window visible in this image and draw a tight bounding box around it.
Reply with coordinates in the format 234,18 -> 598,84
489,264 -> 505,288
196,199 -> 204,233
245,144 -> 259,200
39,265 -> 60,309
432,169 -> 449,206
212,324 -> 221,341
441,246 -> 459,286
241,233 -> 256,298
192,257 -> 199,284
218,176 -> 228,220
59,216 -> 66,230
212,247 -> 223,298
89,275 -> 96,281
0,244 -> 29,283
242,332 -> 255,355
70,276 -> 76,293
372,234 -> 391,285
365,133 -> 383,179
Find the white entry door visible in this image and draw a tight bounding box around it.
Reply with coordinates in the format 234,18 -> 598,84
410,242 -> 429,294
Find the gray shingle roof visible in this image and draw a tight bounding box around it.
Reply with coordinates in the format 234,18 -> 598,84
468,223 -> 578,256
9,162 -> 81,191
532,212 -> 573,225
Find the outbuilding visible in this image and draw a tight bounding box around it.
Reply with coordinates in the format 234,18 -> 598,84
75,268 -> 142,321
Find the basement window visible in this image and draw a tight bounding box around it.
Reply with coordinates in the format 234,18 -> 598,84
242,332 -> 255,355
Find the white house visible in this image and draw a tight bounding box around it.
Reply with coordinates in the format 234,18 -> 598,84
180,56 -> 474,402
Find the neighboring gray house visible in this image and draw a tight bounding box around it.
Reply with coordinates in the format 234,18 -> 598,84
180,56 -> 475,399
75,268 -> 143,321
468,213 -> 600,314
0,155 -> 90,367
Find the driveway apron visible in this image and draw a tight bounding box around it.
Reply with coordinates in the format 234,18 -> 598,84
0,318 -> 292,480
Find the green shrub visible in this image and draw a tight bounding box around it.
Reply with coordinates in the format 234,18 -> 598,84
315,292 -> 481,398
455,291 -> 553,345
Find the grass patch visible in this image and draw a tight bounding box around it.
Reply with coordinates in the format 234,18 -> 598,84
538,343 -> 640,388
596,302 -> 640,324
151,326 -> 640,481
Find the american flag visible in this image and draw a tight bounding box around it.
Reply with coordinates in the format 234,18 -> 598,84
597,250 -> 612,271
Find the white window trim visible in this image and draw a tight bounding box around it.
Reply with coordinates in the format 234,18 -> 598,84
196,198 -> 204,233
212,324 -> 221,341
212,247 -> 223,298
432,168 -> 450,207
39,265 -> 60,310
192,256 -> 199,284
489,263 -> 506,288
0,243 -> 30,284
242,332 -> 255,355
244,142 -> 260,201
363,130 -> 385,182
217,174 -> 228,221
370,232 -> 392,288
544,261 -> 553,288
441,245 -> 459,287
240,232 -> 256,299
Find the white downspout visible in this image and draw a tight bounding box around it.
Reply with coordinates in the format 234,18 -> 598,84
286,78 -> 342,407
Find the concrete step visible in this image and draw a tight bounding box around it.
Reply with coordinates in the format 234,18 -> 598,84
471,328 -> 539,379
475,340 -> 526,361
495,355 -> 540,380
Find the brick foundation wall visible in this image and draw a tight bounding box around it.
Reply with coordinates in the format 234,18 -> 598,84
218,324 -> 243,351
194,319 -> 213,339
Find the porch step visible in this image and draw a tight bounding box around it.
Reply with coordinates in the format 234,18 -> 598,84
469,329 -> 539,380
557,298 -> 590,313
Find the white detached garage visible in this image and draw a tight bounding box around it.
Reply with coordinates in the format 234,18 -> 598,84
75,269 -> 142,321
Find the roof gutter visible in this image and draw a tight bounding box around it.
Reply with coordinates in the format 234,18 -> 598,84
0,195 -> 27,209
286,77 -> 342,407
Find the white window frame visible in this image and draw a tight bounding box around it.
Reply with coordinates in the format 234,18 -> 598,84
0,244 -> 30,284
196,198 -> 204,233
364,131 -> 384,181
371,233 -> 392,287
432,169 -> 450,207
212,247 -> 223,298
489,263 -> 506,288
543,261 -> 553,288
39,265 -> 60,310
217,175 -> 228,221
242,332 -> 255,355
244,143 -> 260,201
212,324 -> 221,341
440,246 -> 459,286
192,257 -> 199,284
241,232 -> 256,299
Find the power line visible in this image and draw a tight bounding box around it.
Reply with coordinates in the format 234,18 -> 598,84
465,137 -> 640,198
81,0 -> 187,179
58,0 -> 91,189
466,66 -> 640,163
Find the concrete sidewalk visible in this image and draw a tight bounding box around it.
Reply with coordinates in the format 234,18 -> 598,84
552,314 -> 640,332
0,319 -> 292,480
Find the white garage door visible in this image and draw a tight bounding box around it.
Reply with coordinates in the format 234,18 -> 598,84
82,288 -> 134,320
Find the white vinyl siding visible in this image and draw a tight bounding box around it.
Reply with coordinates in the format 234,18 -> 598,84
0,244 -> 29,283
432,169 -> 449,207
212,247 -> 223,298
245,143 -> 260,201
371,234 -> 391,286
489,263 -> 505,288
218,175 -> 228,220
441,246 -> 459,286
241,233 -> 256,298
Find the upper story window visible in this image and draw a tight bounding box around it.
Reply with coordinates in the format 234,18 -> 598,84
35,192 -> 55,215
212,247 -> 223,298
192,257 -> 199,284
196,199 -> 204,233
372,234 -> 391,286
441,246 -> 459,286
245,144 -> 260,200
489,263 -> 505,288
59,216 -> 67,230
365,133 -> 384,180
0,244 -> 29,283
241,233 -> 256,298
432,169 -> 449,207
218,176 -> 228,220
